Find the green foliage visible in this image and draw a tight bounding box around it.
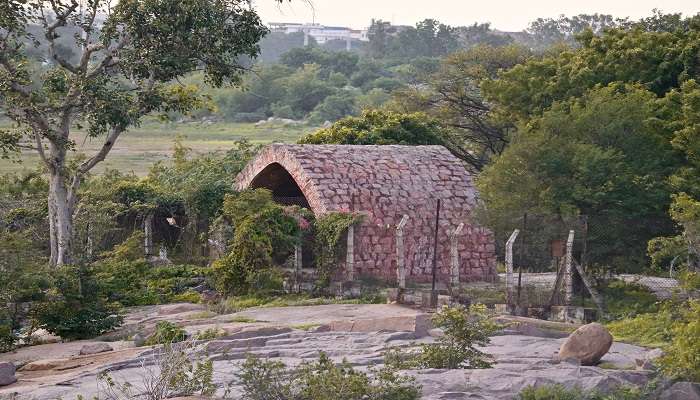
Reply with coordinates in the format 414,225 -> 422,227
209,189 -> 300,295
144,321 -> 188,346
313,212 -> 363,287
657,299 -> 700,382
299,110 -> 445,146
607,298 -> 699,382
517,384 -> 647,400
236,352 -> 420,400
0,230 -> 50,350
386,304 -> 498,370
477,84 -> 681,273
599,280 -> 659,319
390,44 -> 530,170
35,265 -> 123,340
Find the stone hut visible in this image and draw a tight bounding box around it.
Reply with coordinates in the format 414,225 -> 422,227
234,144 -> 496,283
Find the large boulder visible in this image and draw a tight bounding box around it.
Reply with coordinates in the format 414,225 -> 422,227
660,382 -> 700,400
0,362 -> 16,386
558,322 -> 613,366
80,342 -> 114,355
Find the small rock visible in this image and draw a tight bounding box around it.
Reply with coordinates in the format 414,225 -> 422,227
79,343 -> 114,355
0,362 -> 16,386
558,322 -> 613,366
660,382 -> 700,400
428,328 -> 445,338
133,333 -> 146,347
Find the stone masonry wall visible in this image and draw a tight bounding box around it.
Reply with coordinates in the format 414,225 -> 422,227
235,144 -> 496,283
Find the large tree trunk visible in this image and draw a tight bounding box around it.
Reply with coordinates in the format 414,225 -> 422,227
48,168 -> 75,267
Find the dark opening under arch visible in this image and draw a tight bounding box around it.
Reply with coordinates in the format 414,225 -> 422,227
249,163 -> 311,209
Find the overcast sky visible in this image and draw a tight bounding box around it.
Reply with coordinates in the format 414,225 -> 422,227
253,0 -> 699,31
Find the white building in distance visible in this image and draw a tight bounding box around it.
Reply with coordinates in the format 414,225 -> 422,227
269,22 -> 369,49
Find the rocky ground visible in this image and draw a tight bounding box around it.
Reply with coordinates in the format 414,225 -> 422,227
0,303 -> 689,400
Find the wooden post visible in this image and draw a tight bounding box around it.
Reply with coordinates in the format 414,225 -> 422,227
564,230 -> 575,305
505,229 -> 520,305
294,243 -> 302,293
450,223 -> 465,291
144,213 -> 154,259
396,215 -> 409,290
346,225 -> 354,281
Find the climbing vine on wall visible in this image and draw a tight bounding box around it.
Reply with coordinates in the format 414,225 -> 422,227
314,212 -> 364,287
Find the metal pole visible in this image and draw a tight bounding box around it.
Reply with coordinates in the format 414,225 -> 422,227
431,199 -> 441,308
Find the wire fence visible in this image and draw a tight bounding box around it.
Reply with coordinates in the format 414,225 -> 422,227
498,213 -> 690,313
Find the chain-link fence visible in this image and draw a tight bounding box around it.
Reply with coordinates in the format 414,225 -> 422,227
498,213 -> 688,315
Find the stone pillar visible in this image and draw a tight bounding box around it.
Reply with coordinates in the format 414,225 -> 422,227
564,230 -> 575,306
294,243 -> 302,293
346,225 -> 354,281
396,215 -> 409,289
505,229 -> 520,304
450,223 -> 465,290
144,213 -> 154,259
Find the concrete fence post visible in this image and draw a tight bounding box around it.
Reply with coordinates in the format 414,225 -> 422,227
564,230 -> 575,305
294,243 -> 302,293
396,214 -> 409,289
346,225 -> 355,281
505,229 -> 520,304
450,223 -> 465,290
144,213 -> 154,259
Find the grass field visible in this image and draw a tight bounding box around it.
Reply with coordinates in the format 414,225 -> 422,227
0,119 -> 316,176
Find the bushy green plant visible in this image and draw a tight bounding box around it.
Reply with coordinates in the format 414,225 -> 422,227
386,304 -> 498,370
314,212 -> 363,287
209,189 -> 300,295
35,265 -> 123,340
658,299 -> 700,382
599,280 -> 659,319
517,384 -> 647,400
144,321 -> 188,346
236,352 -> 420,400
607,298 -> 699,382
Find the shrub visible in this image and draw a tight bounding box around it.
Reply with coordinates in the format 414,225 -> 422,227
144,321 -> 188,346
35,265 -> 123,340
236,352 -> 421,400
98,338 -> 215,398
607,298 -> 699,382
517,384 -> 647,400
208,190 -> 300,295
385,304 -> 498,369
658,299 -> 700,382
314,212 -> 363,287
599,280 -> 659,319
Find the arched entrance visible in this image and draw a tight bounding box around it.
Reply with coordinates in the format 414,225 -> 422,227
250,162 -> 311,209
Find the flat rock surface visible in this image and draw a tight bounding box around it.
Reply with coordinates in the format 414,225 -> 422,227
0,303 -> 658,400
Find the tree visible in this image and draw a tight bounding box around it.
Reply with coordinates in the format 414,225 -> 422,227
525,13 -> 625,50
391,45 -> 530,171
298,109 -> 445,146
483,18 -> 700,121
477,84 -> 682,272
0,0 -> 277,266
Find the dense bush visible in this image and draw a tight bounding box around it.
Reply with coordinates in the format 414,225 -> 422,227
35,265 -> 123,340
385,304 -> 497,369
236,352 -> 420,400
607,299 -> 700,382
208,189 -> 301,295
144,321 -> 188,346
598,280 -> 659,319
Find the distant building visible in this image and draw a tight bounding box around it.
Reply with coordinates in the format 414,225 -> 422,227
269,22 -> 368,49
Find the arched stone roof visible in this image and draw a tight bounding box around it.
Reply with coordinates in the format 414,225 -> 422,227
235,144 -> 495,283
